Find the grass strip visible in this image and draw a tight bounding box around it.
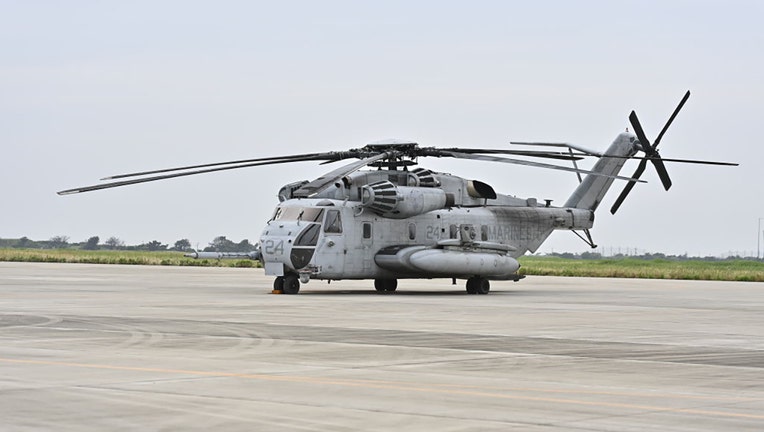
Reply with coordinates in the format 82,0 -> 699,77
0,249 -> 259,268
518,256 -> 764,282
1,249 -> 762,282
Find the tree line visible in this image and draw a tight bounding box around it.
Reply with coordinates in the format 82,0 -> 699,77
0,236 -> 257,253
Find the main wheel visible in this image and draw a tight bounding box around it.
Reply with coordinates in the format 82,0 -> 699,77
475,278 -> 490,295
465,278 -> 477,294
374,279 -> 398,292
466,277 -> 490,294
282,274 -> 300,295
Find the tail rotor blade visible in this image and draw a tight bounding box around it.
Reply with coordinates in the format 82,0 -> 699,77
610,159 -> 648,214
654,90 -> 690,148
650,156 -> 672,190
629,111 -> 652,152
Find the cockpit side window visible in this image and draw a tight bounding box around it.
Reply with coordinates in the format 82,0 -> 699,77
324,210 -> 342,234
306,208 -> 324,222
295,224 -> 321,246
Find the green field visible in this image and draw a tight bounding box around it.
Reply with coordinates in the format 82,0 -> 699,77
0,249 -> 258,268
517,256 -> 764,282
1,249 -> 762,282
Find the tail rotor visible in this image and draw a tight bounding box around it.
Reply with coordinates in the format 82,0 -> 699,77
610,91 -> 690,214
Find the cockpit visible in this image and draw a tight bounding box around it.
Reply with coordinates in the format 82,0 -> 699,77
264,206 -> 344,271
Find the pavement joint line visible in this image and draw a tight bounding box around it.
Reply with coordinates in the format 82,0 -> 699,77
2,356 -> 763,421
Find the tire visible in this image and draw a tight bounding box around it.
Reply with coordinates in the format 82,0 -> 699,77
282,274 -> 300,295
465,278 -> 477,294
476,278 -> 490,295
273,276 -> 285,292
374,279 -> 397,292
466,277 -> 489,294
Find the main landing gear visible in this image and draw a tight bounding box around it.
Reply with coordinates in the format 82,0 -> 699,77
465,276 -> 490,295
273,275 -> 300,295
374,279 -> 398,293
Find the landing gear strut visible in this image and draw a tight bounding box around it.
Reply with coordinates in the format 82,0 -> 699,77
466,277 -> 490,295
374,279 -> 398,293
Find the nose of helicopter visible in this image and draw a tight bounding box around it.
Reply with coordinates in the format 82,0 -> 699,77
260,221 -> 319,273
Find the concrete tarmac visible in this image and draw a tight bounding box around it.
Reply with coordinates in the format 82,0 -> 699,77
1,262 -> 763,431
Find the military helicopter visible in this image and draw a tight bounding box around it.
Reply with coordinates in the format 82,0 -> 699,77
59,91 -> 736,294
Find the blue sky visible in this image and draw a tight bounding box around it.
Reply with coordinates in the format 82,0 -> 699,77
1,1 -> 762,256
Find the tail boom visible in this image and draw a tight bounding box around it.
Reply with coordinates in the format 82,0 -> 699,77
564,133 -> 638,211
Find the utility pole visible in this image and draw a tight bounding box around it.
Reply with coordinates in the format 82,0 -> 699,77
759,218 -> 763,260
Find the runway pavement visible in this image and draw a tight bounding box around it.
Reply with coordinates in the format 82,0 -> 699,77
1,262 -> 763,431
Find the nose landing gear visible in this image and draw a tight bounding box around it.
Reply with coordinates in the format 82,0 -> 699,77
273,275 -> 301,294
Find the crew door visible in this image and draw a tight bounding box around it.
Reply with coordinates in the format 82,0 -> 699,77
316,209 -> 345,276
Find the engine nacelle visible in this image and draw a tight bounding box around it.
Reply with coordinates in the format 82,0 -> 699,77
361,181 -> 448,219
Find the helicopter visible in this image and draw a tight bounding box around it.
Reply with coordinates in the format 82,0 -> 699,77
59,91 -> 736,294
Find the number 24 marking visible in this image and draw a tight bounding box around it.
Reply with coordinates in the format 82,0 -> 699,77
264,239 -> 284,255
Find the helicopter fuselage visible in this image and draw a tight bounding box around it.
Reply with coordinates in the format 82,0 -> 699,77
260,188 -> 593,282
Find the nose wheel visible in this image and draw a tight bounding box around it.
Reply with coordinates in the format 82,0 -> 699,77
273,275 -> 300,294
466,277 -> 490,295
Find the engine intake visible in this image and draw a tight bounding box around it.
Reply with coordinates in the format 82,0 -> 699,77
361,180 -> 448,218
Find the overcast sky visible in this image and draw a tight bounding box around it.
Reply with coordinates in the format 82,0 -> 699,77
1,1 -> 762,256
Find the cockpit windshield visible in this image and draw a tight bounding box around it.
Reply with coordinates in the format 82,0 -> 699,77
272,207 -> 324,222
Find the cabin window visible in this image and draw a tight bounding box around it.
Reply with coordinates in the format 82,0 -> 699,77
408,223 -> 416,240
481,225 -> 488,241
449,224 -> 458,239
362,222 -> 372,239
324,210 -> 342,234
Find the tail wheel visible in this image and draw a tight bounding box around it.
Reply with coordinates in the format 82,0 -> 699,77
282,274 -> 300,295
374,279 -> 398,292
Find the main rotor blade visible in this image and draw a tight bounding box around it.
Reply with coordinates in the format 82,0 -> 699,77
435,148 -> 583,161
57,157 -> 330,195
610,159 -> 648,214
510,141 -> 604,157
592,155 -> 738,166
654,90 -> 690,148
441,151 -> 646,183
101,152 -> 346,180
292,152 -> 394,198
648,157 -> 737,166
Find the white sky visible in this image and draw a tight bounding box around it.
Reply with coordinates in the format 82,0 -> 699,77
1,1 -> 762,256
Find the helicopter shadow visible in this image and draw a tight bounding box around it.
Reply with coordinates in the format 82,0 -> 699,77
295,289 -> 521,297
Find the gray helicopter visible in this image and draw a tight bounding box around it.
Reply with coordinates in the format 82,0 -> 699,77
59,91 -> 736,294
